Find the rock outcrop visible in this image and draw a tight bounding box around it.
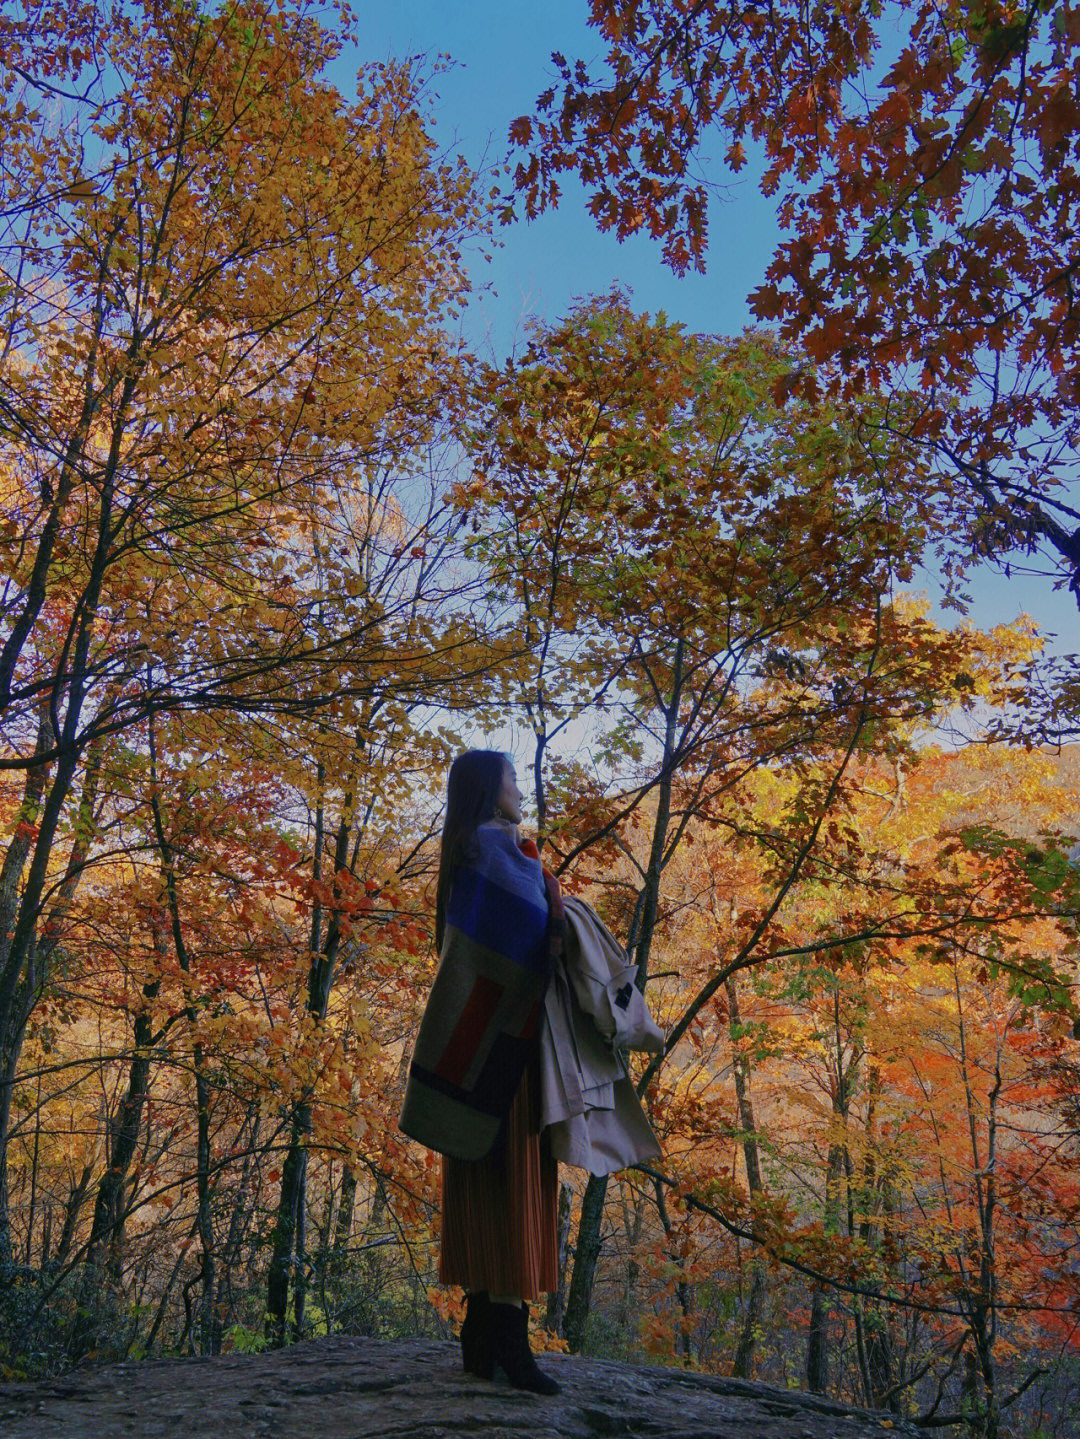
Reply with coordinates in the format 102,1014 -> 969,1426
0,1336 -> 919,1438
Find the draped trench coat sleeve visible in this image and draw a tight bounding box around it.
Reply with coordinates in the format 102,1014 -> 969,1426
538,895 -> 663,1176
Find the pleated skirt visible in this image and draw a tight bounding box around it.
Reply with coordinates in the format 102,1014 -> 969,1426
439,1053 -> 559,1299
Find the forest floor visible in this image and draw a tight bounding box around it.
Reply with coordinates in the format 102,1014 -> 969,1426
0,1334 -> 918,1438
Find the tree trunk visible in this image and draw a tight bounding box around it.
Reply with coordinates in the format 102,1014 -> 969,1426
331,1164 -> 357,1276
72,977 -> 160,1354
0,736 -> 103,1275
0,704 -> 53,1272
805,1274 -> 831,1393
733,1266 -> 767,1379
194,1063 -> 216,1352
955,963 -> 1002,1439
807,979 -> 861,1397
865,1300 -> 898,1412
212,1106 -> 260,1341
564,639 -> 685,1352
654,1177 -> 693,1367
24,1073 -> 42,1267
267,1108 -> 308,1346
562,1171 -> 608,1352
0,720 -> 59,1269
310,1163 -> 337,1328
615,1180 -> 646,1335
267,787 -> 351,1344
854,1067 -> 899,1412
292,1149 -> 309,1338
806,1138 -> 846,1391
806,1131 -> 846,1392
0,394 -> 130,1261
53,1162 -> 94,1269
962,1345 -> 980,1439
726,975 -> 766,1379
39,1203 -> 52,1271
544,1181 -> 573,1334
96,987 -> 162,1275
148,721 -> 216,1355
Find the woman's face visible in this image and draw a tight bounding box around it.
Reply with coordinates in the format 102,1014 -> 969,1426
496,762 -> 523,825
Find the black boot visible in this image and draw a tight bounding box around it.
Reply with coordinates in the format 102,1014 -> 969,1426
489,1301 -> 560,1396
460,1291 -> 493,1378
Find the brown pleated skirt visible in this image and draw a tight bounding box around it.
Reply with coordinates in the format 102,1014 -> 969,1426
439,1053 -> 558,1299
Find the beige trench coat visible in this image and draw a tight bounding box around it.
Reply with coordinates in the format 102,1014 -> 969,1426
538,894 -> 663,1176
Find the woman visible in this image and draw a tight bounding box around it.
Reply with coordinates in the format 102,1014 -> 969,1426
398,749 -> 561,1395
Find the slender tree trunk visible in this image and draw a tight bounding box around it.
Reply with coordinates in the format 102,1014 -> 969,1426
853,1067 -> 900,1411
962,1345 -> 980,1439
194,1064 -> 215,1351
292,1150 -> 308,1338
102,984 -> 163,1277
332,1164 -> 357,1275
0,706 -> 56,1270
805,1146 -> 840,1395
955,963 -> 1002,1439
562,1172 -> 607,1352
0,736 -> 103,1275
311,1164 -> 337,1328
212,1106 -> 260,1342
0,373 -> 132,1260
805,1192 -> 833,1382
807,982 -> 861,1396
39,1203 -> 52,1272
54,1163 -> 94,1269
564,639 -> 684,1352
726,975 -> 766,1378
653,1177 -> 693,1366
544,1181 -> 573,1334
267,773 -> 351,1345
268,1108 -> 310,1345
806,1125 -> 845,1394
615,1180 -> 646,1334
865,1299 -> 898,1412
353,1168 -> 392,1334
24,1073 -> 41,1267
148,716 -> 216,1354
72,977 -> 161,1353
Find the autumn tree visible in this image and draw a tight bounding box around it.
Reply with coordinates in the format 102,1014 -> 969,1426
609,721 -> 1079,1428
464,295 -> 1012,1350
510,0 -> 1080,647
259,472 -> 490,1348
0,0 -> 481,1267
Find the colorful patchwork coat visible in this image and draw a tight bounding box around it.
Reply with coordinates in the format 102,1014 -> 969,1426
398,821 -> 562,1161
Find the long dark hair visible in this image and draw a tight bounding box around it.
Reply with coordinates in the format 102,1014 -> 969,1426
434,749 -> 510,953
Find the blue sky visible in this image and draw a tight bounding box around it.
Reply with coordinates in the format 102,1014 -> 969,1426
340,1 -> 1077,664
348,1 -> 769,352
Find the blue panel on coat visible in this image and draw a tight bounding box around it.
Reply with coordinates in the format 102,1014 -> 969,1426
446,865 -> 549,973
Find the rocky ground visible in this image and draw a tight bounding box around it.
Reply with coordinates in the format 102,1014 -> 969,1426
0,1336 -> 920,1438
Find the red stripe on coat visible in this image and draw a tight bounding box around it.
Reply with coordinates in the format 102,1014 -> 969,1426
520,996 -> 543,1043
437,975 -> 503,1087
